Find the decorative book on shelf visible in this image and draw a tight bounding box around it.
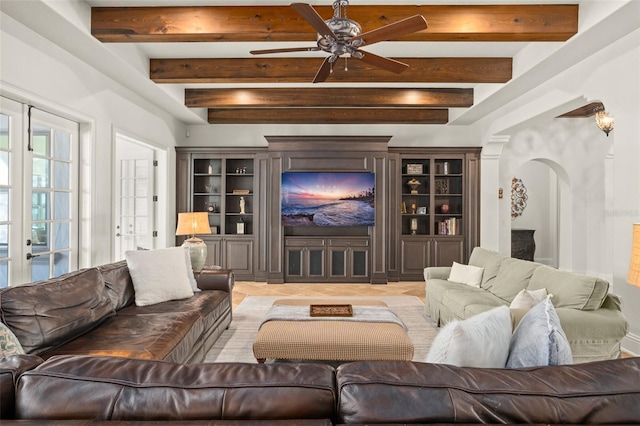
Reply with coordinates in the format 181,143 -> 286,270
438,218 -> 460,235
232,189 -> 251,195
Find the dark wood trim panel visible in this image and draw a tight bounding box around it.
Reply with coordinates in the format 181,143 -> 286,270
186,88 -> 473,108
207,108 -> 448,124
151,57 -> 512,84
92,5 -> 578,42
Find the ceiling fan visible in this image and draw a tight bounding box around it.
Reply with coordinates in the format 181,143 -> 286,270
250,1 -> 428,83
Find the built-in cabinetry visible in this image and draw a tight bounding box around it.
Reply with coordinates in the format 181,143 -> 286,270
176,143 -> 479,284
176,149 -> 266,280
391,149 -> 480,280
284,237 -> 370,283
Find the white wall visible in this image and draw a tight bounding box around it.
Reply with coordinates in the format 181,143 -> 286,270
510,161 -> 555,266
480,29 -> 640,355
0,12 -> 184,267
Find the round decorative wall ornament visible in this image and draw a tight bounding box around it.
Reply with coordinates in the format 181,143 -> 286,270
511,177 -> 528,219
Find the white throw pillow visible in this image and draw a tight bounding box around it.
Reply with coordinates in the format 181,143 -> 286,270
509,288 -> 548,310
425,306 -> 512,368
125,247 -> 195,306
448,261 -> 484,287
506,295 -> 573,368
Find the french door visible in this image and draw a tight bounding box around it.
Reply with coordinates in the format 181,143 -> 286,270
0,96 -> 79,287
114,134 -> 156,260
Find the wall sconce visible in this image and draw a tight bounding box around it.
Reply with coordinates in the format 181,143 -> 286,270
594,106 -> 614,136
628,223 -> 640,287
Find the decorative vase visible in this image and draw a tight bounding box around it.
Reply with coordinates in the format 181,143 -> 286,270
440,204 -> 449,214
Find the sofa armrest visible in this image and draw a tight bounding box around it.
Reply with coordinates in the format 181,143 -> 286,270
602,293 -> 622,311
424,266 -> 451,282
0,354 -> 43,419
196,268 -> 234,293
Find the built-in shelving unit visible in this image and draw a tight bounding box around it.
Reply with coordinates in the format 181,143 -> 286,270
393,150 -> 480,280
177,142 -> 480,284
177,149 -> 263,280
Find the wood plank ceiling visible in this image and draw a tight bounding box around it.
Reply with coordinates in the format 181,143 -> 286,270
91,4 -> 579,124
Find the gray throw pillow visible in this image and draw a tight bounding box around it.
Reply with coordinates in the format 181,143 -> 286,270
506,296 -> 573,368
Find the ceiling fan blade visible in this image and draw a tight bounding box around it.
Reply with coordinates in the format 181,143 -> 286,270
291,3 -> 338,41
352,15 -> 427,46
250,47 -> 320,55
357,50 -> 409,74
312,57 -> 333,83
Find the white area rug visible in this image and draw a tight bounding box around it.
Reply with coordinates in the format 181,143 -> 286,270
204,295 -> 438,363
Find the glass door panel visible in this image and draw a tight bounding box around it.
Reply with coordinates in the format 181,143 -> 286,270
114,135 -> 155,260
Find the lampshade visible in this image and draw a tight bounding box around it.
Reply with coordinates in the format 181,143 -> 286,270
176,212 -> 211,272
176,212 -> 211,236
628,223 -> 640,287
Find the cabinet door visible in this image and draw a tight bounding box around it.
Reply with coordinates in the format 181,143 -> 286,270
432,237 -> 464,267
202,236 -> 222,267
400,238 -> 431,279
223,238 -> 253,277
350,247 -> 369,279
328,242 -> 370,281
285,246 -> 325,281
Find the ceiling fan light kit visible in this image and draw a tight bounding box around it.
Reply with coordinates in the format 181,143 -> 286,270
250,1 -> 428,83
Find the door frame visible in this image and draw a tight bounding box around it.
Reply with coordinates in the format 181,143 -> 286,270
112,128 -> 167,260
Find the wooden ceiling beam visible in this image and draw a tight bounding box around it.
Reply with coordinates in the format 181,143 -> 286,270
151,57 -> 512,84
185,88 -> 473,108
92,5 -> 578,43
207,108 -> 448,124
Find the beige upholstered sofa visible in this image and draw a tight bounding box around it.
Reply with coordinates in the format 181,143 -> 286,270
424,247 -> 628,363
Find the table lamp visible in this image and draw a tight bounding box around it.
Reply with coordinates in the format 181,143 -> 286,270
628,223 -> 640,287
176,212 -> 211,272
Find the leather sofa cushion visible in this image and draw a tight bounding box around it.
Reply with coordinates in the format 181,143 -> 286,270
98,261 -> 135,311
337,358 -> 640,425
0,268 -> 114,355
41,291 -> 230,363
487,258 -> 540,302
0,354 -> 43,419
528,265 -> 609,310
16,355 -> 337,422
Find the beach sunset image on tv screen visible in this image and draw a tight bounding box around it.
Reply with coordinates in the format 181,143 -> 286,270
281,172 -> 375,227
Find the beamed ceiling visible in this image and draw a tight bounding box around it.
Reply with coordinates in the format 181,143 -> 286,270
89,2 -> 580,125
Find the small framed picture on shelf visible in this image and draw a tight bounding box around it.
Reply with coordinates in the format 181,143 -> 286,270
417,206 -> 427,215
406,164 -> 423,175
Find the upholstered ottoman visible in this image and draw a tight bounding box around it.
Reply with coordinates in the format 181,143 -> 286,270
253,299 -> 414,363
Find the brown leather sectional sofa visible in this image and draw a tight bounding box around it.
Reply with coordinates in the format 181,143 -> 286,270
1,354 -> 639,424
0,261 -> 234,363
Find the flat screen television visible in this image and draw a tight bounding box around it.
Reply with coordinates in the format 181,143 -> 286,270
281,172 -> 375,227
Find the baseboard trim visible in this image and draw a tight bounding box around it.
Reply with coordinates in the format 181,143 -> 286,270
622,332 -> 640,357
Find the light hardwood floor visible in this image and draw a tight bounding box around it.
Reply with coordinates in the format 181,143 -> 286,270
231,280 -> 633,358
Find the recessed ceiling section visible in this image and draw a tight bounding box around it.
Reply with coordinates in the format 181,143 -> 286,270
89,3 -> 579,125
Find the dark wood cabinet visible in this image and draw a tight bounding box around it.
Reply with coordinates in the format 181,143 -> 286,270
284,237 -> 370,283
176,148 -> 266,281
177,143 -> 480,284
511,229 -> 536,261
391,149 -> 480,280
